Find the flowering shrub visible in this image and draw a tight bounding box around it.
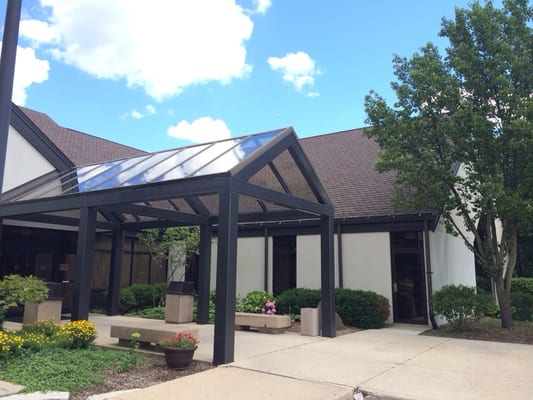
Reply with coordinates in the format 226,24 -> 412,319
22,320 -> 61,337
240,291 -> 275,314
159,332 -> 199,349
261,300 -> 277,315
0,330 -> 23,358
58,320 -> 97,349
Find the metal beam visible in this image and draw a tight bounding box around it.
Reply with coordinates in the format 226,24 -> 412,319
320,215 -> 336,338
0,0 -> 22,200
0,176 -> 228,217
213,185 -> 239,365
71,207 -> 97,320
238,182 -> 333,217
107,228 -> 124,315
196,224 -> 212,324
101,204 -> 206,224
6,213 -> 113,230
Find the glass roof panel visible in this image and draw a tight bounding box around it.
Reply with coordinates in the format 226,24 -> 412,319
193,130 -> 282,176
4,128 -> 288,202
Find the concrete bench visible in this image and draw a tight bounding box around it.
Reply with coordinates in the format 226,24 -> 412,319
235,312 -> 291,334
110,323 -> 198,349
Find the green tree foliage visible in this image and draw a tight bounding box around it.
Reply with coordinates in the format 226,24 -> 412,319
364,0 -> 533,328
137,227 -> 200,281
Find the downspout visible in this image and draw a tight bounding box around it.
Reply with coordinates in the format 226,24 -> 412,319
263,227 -> 269,292
337,223 -> 343,288
424,219 -> 438,329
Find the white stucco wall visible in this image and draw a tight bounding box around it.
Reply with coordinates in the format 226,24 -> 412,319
3,126 -> 56,192
341,232 -> 393,322
296,234 -> 339,288
209,237 -> 267,298
430,222 -> 477,292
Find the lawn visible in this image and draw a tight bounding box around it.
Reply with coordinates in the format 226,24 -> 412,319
0,346 -> 141,393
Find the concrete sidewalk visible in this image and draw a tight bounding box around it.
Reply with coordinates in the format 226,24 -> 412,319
92,316 -> 533,400
2,316 -> 533,399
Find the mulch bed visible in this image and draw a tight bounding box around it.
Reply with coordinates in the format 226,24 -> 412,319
70,355 -> 213,400
421,318 -> 533,345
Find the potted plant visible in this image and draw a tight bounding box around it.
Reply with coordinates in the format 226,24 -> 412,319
159,332 -> 199,370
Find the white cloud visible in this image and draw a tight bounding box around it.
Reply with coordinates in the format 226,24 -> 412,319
8,45 -> 50,105
267,51 -> 321,94
168,117 -> 231,143
254,0 -> 272,14
122,104 -> 157,120
20,0 -> 254,100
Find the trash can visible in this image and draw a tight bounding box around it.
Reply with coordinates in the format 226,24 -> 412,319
164,281 -> 195,324
300,308 -> 320,336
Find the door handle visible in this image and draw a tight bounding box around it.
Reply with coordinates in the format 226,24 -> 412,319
393,283 -> 398,293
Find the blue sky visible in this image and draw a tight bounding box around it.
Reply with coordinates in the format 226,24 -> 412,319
1,0 -> 475,153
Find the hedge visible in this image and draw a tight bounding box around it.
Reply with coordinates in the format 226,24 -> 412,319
275,288 -> 321,315
511,277 -> 533,321
120,283 -> 168,313
334,288 -> 385,329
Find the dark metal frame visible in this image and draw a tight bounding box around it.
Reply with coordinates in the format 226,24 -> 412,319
0,127 -> 336,365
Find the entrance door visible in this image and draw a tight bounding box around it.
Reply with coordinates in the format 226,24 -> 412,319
390,232 -> 427,324
273,236 -> 296,296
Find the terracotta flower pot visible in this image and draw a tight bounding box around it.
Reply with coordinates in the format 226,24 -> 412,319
163,346 -> 196,370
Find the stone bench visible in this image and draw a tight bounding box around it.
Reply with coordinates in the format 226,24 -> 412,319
110,324 -> 198,349
235,312 -> 291,334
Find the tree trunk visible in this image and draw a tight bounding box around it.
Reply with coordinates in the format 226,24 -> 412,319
495,276 -> 513,329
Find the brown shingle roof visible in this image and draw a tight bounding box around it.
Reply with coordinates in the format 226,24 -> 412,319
17,105 -> 398,219
19,106 -> 145,166
301,128 -> 397,219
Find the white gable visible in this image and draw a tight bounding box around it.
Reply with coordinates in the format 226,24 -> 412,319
3,125 -> 56,192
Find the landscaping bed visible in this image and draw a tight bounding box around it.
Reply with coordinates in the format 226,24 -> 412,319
422,317 -> 533,345
71,355 -> 212,400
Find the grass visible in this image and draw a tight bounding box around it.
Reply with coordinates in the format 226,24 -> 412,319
0,346 -> 141,393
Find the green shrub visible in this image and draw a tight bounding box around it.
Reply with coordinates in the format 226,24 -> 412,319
120,283 -> 168,313
22,320 -> 61,337
433,285 -> 492,330
276,288 -> 321,315
334,288 -> 385,329
511,293 -> 533,321
240,290 -> 274,314
193,290 -> 217,323
511,277 -> 533,293
137,306 -> 165,320
511,278 -> 533,321
0,275 -> 49,329
375,294 -> 391,321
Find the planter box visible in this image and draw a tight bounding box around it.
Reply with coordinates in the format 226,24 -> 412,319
165,293 -> 194,323
235,312 -> 291,334
23,300 -> 62,323
23,282 -> 64,324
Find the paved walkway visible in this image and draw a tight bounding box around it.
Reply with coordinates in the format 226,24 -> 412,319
2,315 -> 533,399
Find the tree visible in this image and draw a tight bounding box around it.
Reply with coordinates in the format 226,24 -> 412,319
137,227 -> 200,282
364,0 -> 532,328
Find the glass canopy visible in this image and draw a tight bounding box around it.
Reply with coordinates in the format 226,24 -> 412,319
10,128 -> 285,201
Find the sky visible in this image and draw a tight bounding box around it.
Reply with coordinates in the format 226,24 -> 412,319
0,0 -> 477,153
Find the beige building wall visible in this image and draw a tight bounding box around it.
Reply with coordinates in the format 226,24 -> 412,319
210,237 -> 267,299
296,234 -> 339,288
341,232 -> 393,322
